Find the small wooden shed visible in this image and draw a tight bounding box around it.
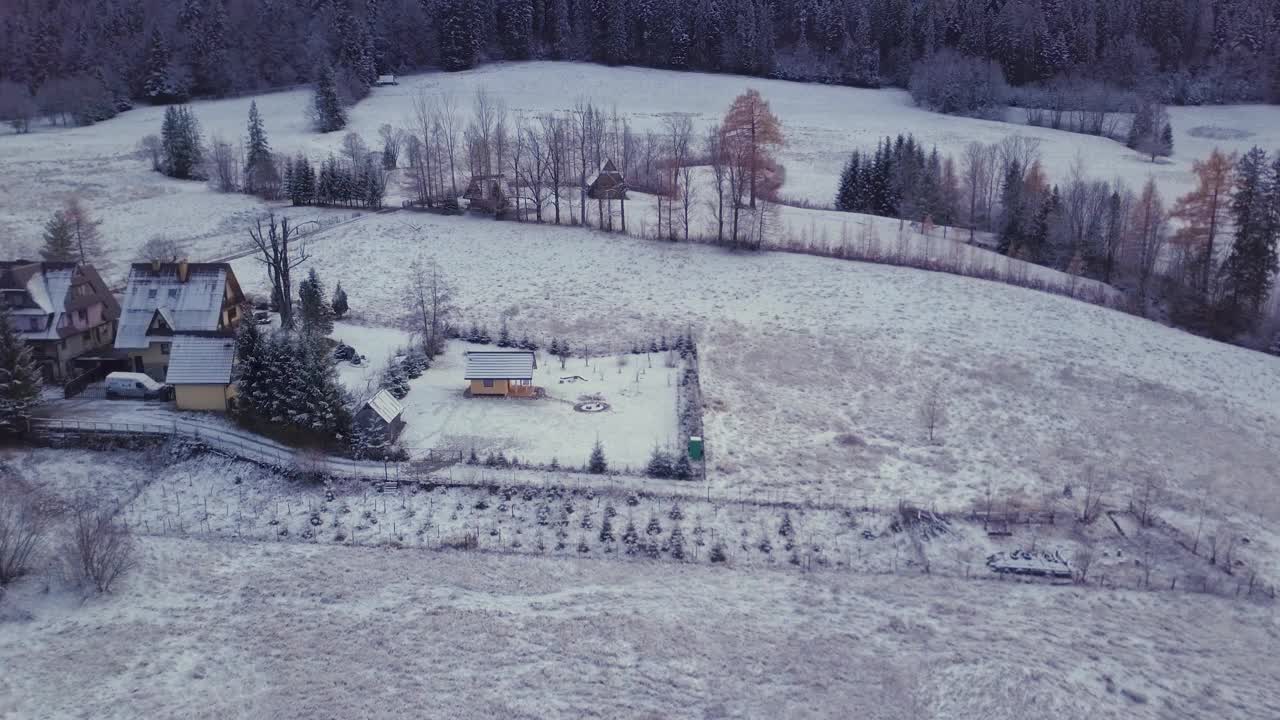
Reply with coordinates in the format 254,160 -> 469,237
587,159 -> 628,231
355,389 -> 406,444
464,350 -> 537,397
463,174 -> 511,215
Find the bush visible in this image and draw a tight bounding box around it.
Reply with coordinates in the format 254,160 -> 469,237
63,503 -> 136,593
909,49 -> 1009,117
0,494 -> 46,587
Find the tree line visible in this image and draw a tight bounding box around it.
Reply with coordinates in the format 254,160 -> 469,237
836,134 -> 1280,342
4,0 -> 1279,134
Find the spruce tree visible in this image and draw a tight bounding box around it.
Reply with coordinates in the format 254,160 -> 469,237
245,100 -> 271,192
0,304 -> 42,433
231,318 -> 268,425
1221,148 -> 1279,329
497,318 -> 512,347
40,210 -> 75,262
673,453 -> 693,480
836,151 -> 860,211
313,65 -> 346,132
159,106 -> 204,179
332,282 -> 349,318
588,439 -> 607,474
298,268 -> 336,336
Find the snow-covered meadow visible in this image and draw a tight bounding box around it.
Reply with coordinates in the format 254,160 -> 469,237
225,210 -> 1280,569
3,446 -> 1276,719
5,62 -> 1280,276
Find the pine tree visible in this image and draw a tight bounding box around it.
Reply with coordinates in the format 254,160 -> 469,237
836,151 -> 860,211
298,268 -> 336,337
231,318 -> 268,424
40,210 -> 75,262
497,318 -> 512,347
245,100 -> 271,193
646,447 -> 672,478
622,520 -> 639,554
669,524 -> 685,560
997,159 -> 1025,255
645,514 -> 662,536
332,282 -> 349,318
0,304 -> 42,433
673,453 -> 693,480
159,106 -> 204,179
1220,148 -> 1279,330
588,439 -> 607,474
313,65 -> 346,133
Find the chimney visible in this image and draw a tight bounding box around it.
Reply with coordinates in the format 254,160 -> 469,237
178,258 -> 189,283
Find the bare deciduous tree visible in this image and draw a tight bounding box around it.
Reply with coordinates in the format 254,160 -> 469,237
1131,475 -> 1162,528
1071,541 -> 1096,584
64,501 -> 135,594
138,134 -> 163,171
207,136 -> 240,192
406,255 -> 455,357
917,379 -> 947,443
248,214 -> 309,329
1078,466 -> 1107,523
0,493 -> 46,588
137,235 -> 182,264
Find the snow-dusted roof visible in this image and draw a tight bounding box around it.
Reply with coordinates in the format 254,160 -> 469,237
364,389 -> 404,424
165,335 -> 235,385
0,262 -> 117,341
464,351 -> 536,380
117,264 -> 230,350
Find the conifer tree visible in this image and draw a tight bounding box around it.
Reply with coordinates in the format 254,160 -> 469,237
331,282 -> 349,318
0,304 -> 42,433
231,318 -> 268,424
313,65 -> 346,132
588,439 -> 607,474
1221,148 -> 1279,329
298,268 -> 336,337
245,100 -> 272,193
40,210 -> 75,262
159,106 -> 204,179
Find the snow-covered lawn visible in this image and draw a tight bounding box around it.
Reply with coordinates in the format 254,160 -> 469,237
6,61 -> 1279,275
227,210 -> 1280,558
331,324 -> 681,470
1,525 -> 1275,719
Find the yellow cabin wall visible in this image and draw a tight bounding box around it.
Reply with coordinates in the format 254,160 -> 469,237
175,384 -> 235,411
470,379 -> 510,396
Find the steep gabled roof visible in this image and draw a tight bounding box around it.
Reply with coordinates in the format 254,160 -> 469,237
363,389 -> 404,424
464,350 -> 536,380
165,335 -> 235,385
0,261 -> 118,340
587,159 -> 627,199
116,263 -> 238,350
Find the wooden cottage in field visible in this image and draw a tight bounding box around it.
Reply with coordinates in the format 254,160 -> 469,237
355,389 -> 406,443
587,159 -> 628,231
464,350 -> 537,397
463,174 -> 511,215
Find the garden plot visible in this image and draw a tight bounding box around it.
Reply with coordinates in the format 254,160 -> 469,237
331,324 -> 681,470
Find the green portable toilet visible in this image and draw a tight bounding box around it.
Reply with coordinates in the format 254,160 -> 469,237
688,435 -> 703,460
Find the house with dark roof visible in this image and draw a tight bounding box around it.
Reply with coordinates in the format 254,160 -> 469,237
166,335 -> 237,411
586,159 -> 629,231
464,350 -> 537,397
115,260 -> 245,381
0,260 -> 120,382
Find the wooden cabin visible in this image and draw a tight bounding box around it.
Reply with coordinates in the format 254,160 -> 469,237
355,389 -> 407,444
463,174 -> 511,215
587,159 -> 628,231
464,350 -> 537,397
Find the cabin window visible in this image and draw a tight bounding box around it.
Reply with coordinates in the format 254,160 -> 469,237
483,379 -> 494,388
147,289 -> 158,299
160,343 -> 170,355
77,309 -> 87,322
168,289 -> 179,298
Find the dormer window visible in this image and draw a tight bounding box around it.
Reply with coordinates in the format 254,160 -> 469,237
147,289 -> 158,299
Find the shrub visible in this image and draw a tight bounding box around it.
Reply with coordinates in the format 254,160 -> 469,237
909,49 -> 1009,117
0,494 -> 46,587
63,503 -> 136,593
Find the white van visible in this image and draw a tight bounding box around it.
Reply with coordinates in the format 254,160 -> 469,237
105,372 -> 173,401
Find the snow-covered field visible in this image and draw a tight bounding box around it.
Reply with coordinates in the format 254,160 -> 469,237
2,447 -> 1277,720
332,325 -> 681,469
226,211 -> 1280,574
1,532 -> 1275,719
5,61 -> 1280,277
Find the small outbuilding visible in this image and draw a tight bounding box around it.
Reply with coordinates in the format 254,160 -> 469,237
355,389 -> 406,443
375,74 -> 398,86
166,335 -> 237,411
462,174 -> 511,215
587,159 -> 628,231
465,350 -> 537,397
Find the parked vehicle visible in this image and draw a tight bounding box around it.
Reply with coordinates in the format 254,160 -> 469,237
105,372 -> 173,401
